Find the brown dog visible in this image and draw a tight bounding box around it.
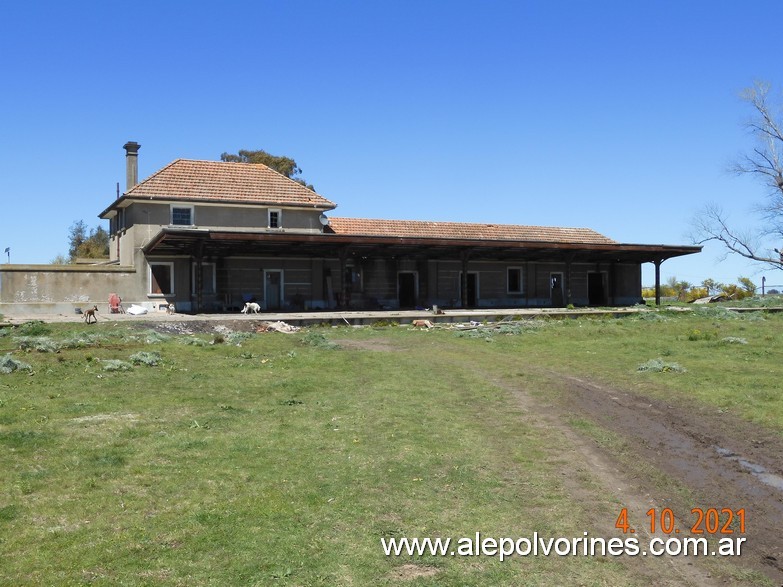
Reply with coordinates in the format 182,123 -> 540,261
84,305 -> 99,324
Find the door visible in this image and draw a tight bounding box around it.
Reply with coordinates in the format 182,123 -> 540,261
588,272 -> 606,306
466,273 -> 478,307
398,272 -> 417,308
550,273 -> 564,307
457,272 -> 479,307
265,270 -> 283,310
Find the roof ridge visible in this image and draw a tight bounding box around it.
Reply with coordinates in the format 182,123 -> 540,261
329,216 -> 603,232
327,217 -> 617,244
150,158 -> 326,197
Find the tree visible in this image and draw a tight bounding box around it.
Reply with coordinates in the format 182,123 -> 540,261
701,278 -> 722,295
666,276 -> 691,301
737,276 -> 757,296
220,149 -> 315,191
61,220 -> 109,262
690,81 -> 783,270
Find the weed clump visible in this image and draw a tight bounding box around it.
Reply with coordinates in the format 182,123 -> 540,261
226,332 -> 253,345
0,354 -> 32,374
637,359 -> 686,373
17,321 -> 51,336
301,331 -> 340,350
14,336 -> 61,353
61,332 -> 109,349
691,307 -> 741,321
629,311 -> 669,322
142,330 -> 171,344
686,329 -> 716,341
129,351 -> 162,366
102,359 -> 133,372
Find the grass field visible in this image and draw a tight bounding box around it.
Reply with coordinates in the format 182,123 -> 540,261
0,308 -> 780,585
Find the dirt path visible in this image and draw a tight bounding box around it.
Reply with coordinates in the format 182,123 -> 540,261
487,365 -> 783,585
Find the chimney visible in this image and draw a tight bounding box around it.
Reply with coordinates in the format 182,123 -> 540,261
123,141 -> 141,191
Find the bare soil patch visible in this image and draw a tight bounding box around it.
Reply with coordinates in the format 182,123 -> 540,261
388,563 -> 440,581
557,372 -> 783,582
496,365 -> 783,585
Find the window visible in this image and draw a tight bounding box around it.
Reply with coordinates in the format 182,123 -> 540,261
268,209 -> 282,229
149,262 -> 174,295
110,208 -> 126,235
171,206 -> 193,226
192,262 -> 216,294
507,267 -> 523,294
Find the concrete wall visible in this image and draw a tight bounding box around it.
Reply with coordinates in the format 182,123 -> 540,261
108,202 -> 326,263
0,264 -> 139,316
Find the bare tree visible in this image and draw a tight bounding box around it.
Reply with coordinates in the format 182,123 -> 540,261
691,81 -> 783,269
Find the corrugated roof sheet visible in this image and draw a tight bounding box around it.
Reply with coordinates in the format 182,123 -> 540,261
124,159 -> 336,208
328,217 -> 617,245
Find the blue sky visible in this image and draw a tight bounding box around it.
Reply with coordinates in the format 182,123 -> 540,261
2,0 -> 783,289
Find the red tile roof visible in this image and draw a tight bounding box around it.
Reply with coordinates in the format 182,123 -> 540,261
328,217 -> 617,245
122,159 -> 336,208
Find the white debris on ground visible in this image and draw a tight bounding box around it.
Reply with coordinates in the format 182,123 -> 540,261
126,305 -> 148,315
257,321 -> 300,333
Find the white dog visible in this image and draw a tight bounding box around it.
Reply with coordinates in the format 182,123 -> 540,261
241,302 -> 261,314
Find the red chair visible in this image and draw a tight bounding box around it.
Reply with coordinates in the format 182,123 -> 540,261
109,293 -> 125,314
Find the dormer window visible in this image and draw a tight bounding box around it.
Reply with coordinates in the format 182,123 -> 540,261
268,209 -> 282,229
171,206 -> 193,226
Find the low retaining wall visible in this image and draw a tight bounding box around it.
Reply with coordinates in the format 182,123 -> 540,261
0,264 -> 139,317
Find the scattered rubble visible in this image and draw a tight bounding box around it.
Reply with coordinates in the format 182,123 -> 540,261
691,294 -> 732,304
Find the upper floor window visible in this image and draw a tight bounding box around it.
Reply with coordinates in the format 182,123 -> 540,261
171,206 -> 193,226
268,209 -> 282,229
110,208 -> 126,235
